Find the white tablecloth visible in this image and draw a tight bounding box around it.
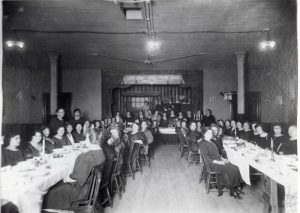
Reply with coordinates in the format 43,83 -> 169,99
159,127 -> 176,135
1,143 -> 100,213
223,139 -> 298,212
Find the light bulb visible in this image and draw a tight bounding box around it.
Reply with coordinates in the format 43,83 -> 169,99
6,41 -> 14,48
16,41 -> 24,49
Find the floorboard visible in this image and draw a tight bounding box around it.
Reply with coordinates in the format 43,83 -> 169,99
104,143 -> 266,213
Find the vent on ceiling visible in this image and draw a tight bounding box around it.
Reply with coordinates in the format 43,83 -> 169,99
121,6 -> 144,20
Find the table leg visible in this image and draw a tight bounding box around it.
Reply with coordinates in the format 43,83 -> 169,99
270,179 -> 279,213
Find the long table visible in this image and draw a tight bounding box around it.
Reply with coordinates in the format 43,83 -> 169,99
223,138 -> 297,213
1,143 -> 100,213
158,127 -> 178,145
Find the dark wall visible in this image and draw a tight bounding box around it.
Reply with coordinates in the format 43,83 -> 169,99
2,52 -> 50,124
246,25 -> 297,123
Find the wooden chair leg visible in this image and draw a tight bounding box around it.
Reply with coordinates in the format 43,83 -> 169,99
206,174 -> 211,194
128,163 -> 134,180
107,186 -> 113,208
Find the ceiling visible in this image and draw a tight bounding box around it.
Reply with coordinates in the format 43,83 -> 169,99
3,0 -> 297,70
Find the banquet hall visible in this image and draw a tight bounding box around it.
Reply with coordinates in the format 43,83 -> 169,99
0,0 -> 298,213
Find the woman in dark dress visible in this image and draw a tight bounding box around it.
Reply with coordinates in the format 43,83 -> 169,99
236,121 -> 244,137
211,125 -> 227,158
73,123 -> 86,143
186,122 -> 202,152
160,112 -> 169,127
200,129 -> 244,198
107,126 -> 126,166
229,120 -> 237,137
195,110 -> 202,122
51,126 -> 70,148
223,120 -> 231,136
202,109 -> 216,127
24,130 -> 43,159
239,122 -> 252,141
268,124 -> 287,154
2,132 -> 24,167
64,122 -> 76,145
254,124 -> 269,149
280,125 -> 297,155
41,126 -> 55,154
125,111 -> 135,125
249,122 -> 259,142
196,121 -> 203,134
177,111 -> 185,122
168,110 -> 177,127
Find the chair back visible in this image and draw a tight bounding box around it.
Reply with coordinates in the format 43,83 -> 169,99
86,165 -> 102,207
128,142 -> 140,163
100,160 -> 114,188
199,148 -> 212,173
177,132 -> 188,146
112,152 -> 122,175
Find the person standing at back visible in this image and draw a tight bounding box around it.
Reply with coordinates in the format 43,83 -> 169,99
49,108 -> 65,136
202,109 -> 216,127
69,108 -> 85,127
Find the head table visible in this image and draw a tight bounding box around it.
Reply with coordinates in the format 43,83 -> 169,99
223,137 -> 298,213
1,142 -> 100,213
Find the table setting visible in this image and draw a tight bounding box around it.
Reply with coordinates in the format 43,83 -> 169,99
1,141 -> 100,213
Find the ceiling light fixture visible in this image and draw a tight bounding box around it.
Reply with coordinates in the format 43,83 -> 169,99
6,40 -> 25,49
146,40 -> 161,52
259,29 -> 276,50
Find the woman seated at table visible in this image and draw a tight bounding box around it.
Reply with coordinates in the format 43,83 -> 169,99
42,149 -> 106,210
217,119 -> 225,129
177,111 -> 184,122
239,122 -> 252,141
151,110 -> 160,122
24,130 -> 43,159
41,126 -> 56,154
196,121 -> 203,134
168,110 -> 177,127
73,123 -> 86,143
138,110 -> 145,122
1,132 -> 24,167
200,129 -> 244,199
186,122 -> 202,152
280,125 -> 297,155
107,126 -> 125,163
236,121 -> 244,137
202,109 -> 216,127
269,124 -> 287,154
141,121 -> 154,155
249,122 -> 259,141
160,112 -> 169,127
186,110 -> 193,125
125,111 -> 135,124
93,120 -> 101,131
180,120 -> 189,136
253,124 -> 269,149
223,120 -> 231,136
64,122 -> 76,145
83,120 -> 91,137
129,122 -> 147,147
211,125 -> 227,158
195,110 -> 202,122
175,121 -> 181,133
229,120 -> 237,137
51,125 -> 70,148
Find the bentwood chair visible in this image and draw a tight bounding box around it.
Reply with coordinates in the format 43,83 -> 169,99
111,153 -> 125,198
199,149 -> 220,194
184,136 -> 201,167
124,143 -> 142,180
43,165 -> 103,213
98,161 -> 114,208
177,132 -> 189,159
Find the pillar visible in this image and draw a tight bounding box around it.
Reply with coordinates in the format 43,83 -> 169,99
234,51 -> 247,120
48,52 -> 59,115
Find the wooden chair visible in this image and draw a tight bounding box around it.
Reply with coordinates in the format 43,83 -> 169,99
98,161 -> 114,208
124,143 -> 142,180
139,146 -> 151,168
184,135 -> 200,167
43,165 -> 103,213
111,153 -> 125,199
177,132 -> 189,159
199,149 -> 220,194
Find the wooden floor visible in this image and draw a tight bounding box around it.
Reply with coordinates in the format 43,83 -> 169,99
104,143 -> 266,213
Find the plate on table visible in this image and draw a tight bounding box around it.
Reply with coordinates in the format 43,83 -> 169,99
52,148 -> 72,154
